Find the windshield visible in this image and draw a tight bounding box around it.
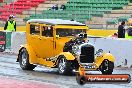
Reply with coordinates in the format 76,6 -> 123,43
56,28 -> 86,37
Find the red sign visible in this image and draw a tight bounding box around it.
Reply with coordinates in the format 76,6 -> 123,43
0,31 -> 6,52
0,41 -> 5,44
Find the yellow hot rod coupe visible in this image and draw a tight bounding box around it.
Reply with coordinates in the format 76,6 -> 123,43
17,19 -> 115,75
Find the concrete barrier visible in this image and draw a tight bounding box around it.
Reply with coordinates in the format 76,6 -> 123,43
11,32 -> 26,54
88,37 -> 132,68
6,32 -> 12,49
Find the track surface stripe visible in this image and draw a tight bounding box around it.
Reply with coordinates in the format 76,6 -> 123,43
0,76 -> 60,88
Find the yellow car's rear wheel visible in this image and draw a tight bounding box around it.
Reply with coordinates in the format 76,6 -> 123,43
19,48 -> 36,70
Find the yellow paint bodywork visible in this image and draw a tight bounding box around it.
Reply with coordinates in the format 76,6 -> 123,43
87,30 -> 117,37
19,44 -> 37,64
21,22 -> 89,67
54,25 -> 88,29
19,41 -> 55,67
95,53 -> 115,68
59,52 -> 75,60
79,53 -> 115,72
18,21 -> 115,69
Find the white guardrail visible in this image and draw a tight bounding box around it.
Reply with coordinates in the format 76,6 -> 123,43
9,32 -> 132,68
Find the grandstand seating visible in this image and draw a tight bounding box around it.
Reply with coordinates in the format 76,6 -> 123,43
117,16 -> 130,22
88,3 -> 132,29
23,0 -> 130,24
0,0 -> 131,29
0,0 -> 46,21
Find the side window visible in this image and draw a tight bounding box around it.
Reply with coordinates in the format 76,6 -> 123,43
30,25 -> 40,35
41,26 -> 53,37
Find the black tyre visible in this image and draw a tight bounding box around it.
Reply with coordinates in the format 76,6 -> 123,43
128,74 -> 131,83
76,74 -> 86,85
58,56 -> 73,75
100,59 -> 114,75
18,48 -> 36,70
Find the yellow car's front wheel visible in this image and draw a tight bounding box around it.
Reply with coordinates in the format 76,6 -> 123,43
99,59 -> 114,75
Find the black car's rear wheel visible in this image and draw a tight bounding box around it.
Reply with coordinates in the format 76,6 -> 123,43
58,56 -> 73,75
19,48 -> 36,70
100,59 -> 114,75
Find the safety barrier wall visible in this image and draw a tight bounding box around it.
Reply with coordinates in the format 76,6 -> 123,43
0,26 -> 26,32
11,32 -> 26,54
0,31 -> 26,53
88,37 -> 132,68
87,29 -> 117,37
2,31 -> 132,68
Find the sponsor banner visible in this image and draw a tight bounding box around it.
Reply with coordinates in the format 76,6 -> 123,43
76,74 -> 131,85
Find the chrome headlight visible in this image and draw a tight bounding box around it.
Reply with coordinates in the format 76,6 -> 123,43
95,49 -> 103,57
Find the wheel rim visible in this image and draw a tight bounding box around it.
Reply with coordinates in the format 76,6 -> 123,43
21,52 -> 27,66
100,60 -> 109,73
103,60 -> 109,72
59,57 -> 66,73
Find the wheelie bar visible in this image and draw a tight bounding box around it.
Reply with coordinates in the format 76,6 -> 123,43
76,74 -> 131,85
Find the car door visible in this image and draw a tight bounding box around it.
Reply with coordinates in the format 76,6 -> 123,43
38,25 -> 54,59
29,24 -> 41,57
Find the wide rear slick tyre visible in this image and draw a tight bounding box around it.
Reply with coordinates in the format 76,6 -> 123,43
19,48 -> 36,70
58,56 -> 73,75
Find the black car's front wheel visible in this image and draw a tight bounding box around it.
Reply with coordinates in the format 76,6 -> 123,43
99,59 -> 114,75
58,56 -> 73,75
18,48 -> 36,70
